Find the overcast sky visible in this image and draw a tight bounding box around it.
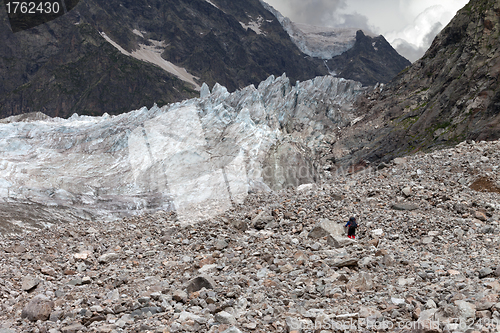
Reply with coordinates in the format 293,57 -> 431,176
264,0 -> 469,62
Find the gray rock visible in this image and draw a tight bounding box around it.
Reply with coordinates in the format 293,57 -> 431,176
186,275 -> 216,294
421,236 -> 434,244
454,300 -> 476,320
4,245 -> 26,253
308,218 -> 344,239
479,267 -> 493,278
21,276 -> 40,291
402,186 -> 412,197
393,157 -> 407,165
417,308 -> 438,322
215,239 -> 228,250
391,203 -> 419,211
221,327 -> 242,333
67,278 -> 83,286
377,162 -> 390,170
425,299 -> 437,309
476,300 -> 495,311
215,311 -> 236,325
251,211 -> 274,230
106,289 -> 120,301
231,219 -> 248,231
381,254 -> 395,266
61,323 -> 86,333
179,311 -> 208,324
327,235 -> 354,248
49,310 -> 64,322
138,296 -> 151,304
21,294 -> 54,322
332,258 -> 358,267
130,306 -> 162,317
347,272 -> 373,291
98,252 -> 120,263
310,242 -> 321,251
41,266 -> 57,276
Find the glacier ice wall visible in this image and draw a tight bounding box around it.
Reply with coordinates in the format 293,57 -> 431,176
0,75 -> 362,227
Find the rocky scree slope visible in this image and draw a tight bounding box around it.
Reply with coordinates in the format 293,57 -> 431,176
0,0 -> 327,119
0,139 -> 499,332
330,0 -> 500,168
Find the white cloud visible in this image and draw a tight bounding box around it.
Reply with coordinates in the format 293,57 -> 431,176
384,1 -> 469,61
263,0 -> 469,62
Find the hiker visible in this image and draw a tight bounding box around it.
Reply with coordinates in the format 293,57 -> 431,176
345,216 -> 358,239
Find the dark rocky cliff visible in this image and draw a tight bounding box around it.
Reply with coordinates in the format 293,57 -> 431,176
0,0 -> 327,118
327,30 -> 411,86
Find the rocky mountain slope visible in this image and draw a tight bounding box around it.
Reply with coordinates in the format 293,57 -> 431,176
0,0 -> 328,119
330,0 -> 500,167
326,31 -> 412,86
0,139 -> 499,332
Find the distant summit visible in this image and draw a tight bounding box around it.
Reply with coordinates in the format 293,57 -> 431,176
326,30 -> 412,86
260,1 -> 411,86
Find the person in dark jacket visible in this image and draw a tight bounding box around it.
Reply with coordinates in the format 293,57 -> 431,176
345,217 -> 358,239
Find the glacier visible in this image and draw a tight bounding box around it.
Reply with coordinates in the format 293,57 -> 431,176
259,0 -> 359,60
0,75 -> 362,232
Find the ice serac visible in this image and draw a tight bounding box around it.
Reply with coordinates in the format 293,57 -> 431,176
0,75 -> 362,229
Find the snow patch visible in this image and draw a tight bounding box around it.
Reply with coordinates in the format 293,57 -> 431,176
132,29 -> 145,38
204,0 -> 218,8
100,32 -> 200,91
240,16 -> 265,35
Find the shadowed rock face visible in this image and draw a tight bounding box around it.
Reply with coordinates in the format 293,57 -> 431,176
0,0 -> 327,119
331,0 -> 500,167
326,30 -> 411,86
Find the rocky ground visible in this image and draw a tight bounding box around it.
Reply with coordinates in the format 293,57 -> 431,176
1,139 -> 500,333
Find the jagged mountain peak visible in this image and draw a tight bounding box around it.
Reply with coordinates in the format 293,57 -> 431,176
326,30 -> 411,86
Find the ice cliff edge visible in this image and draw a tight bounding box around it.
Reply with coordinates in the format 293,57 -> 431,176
0,75 -> 362,229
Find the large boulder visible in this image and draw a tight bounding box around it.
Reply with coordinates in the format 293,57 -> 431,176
21,294 -> 54,322
308,218 -> 345,239
186,275 -> 216,294
327,235 -> 354,248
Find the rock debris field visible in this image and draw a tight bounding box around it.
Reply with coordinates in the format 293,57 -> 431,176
1,139 -> 500,333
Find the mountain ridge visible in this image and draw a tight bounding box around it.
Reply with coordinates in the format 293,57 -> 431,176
0,0 -> 328,119
0,0 -> 413,119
